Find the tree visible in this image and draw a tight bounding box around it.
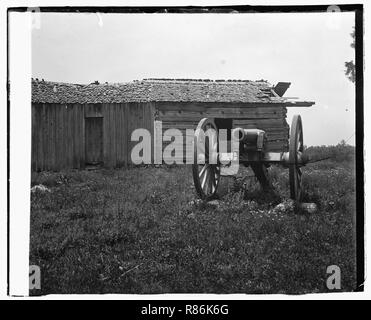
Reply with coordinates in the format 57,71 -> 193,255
344,27 -> 355,83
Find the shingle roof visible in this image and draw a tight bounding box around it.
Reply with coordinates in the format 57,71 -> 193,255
31,78 -> 293,104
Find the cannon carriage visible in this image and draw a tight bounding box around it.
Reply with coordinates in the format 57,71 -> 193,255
192,114 -> 308,201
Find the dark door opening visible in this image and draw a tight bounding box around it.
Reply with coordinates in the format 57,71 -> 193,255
85,117 -> 103,165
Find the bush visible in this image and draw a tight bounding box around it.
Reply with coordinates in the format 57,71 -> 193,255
305,142 -> 355,164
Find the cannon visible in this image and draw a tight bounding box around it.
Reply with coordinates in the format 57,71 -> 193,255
192,115 -> 308,201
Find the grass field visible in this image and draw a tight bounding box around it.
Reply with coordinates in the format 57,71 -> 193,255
30,157 -> 357,294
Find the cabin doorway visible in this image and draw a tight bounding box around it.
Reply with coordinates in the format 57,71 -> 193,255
85,117 -> 103,165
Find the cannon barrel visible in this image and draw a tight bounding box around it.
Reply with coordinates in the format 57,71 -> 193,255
233,128 -> 266,144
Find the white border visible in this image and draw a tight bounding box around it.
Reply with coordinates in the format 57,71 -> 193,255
8,11 -> 32,297
1,0 -> 369,300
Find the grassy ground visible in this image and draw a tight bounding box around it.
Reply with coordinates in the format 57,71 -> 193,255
30,160 -> 357,295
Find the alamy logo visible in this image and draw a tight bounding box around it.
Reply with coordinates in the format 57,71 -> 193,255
326,265 -> 341,290
29,265 -> 41,290
130,122 -> 240,169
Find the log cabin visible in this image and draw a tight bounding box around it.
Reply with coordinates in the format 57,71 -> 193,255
31,78 -> 314,171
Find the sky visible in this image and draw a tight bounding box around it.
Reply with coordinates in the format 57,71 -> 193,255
32,12 -> 355,146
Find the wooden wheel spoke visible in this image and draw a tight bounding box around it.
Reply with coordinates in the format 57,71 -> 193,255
214,166 -> 220,183
289,115 -> 304,201
210,166 -> 216,192
192,118 -> 221,200
205,136 -> 210,157
207,168 -> 213,194
199,164 -> 207,178
201,165 -> 209,190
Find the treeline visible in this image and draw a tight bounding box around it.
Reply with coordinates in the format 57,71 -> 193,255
305,141 -> 355,163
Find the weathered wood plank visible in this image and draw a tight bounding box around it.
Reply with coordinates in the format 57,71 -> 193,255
32,104 -> 39,171
124,103 -> 129,166
54,105 -> 60,171
63,105 -> 68,168
72,105 -> 78,168
113,104 -> 118,167
78,104 -> 84,168
159,114 -> 285,122
156,102 -> 287,112
31,104 -> 36,171
73,104 -> 79,168
33,104 -> 40,170
160,119 -> 287,129
44,104 -> 50,170
102,104 -> 109,167
81,105 -> 86,168
42,104 -> 48,170
85,103 -> 103,118
67,105 -> 72,168
157,107 -> 286,115
115,104 -> 121,167
122,103 -> 127,167
61,105 -> 66,169
50,104 -> 56,170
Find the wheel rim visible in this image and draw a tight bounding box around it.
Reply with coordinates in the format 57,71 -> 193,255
192,118 -> 220,200
289,115 -> 304,201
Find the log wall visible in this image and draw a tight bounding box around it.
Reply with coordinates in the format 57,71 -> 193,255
31,103 -> 155,171
32,101 -> 289,171
155,102 -> 289,163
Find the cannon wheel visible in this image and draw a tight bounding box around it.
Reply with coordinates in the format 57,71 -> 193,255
192,118 -> 221,200
289,115 -> 304,201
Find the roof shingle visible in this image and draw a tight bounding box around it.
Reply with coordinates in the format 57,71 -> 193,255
31,78 -> 289,104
